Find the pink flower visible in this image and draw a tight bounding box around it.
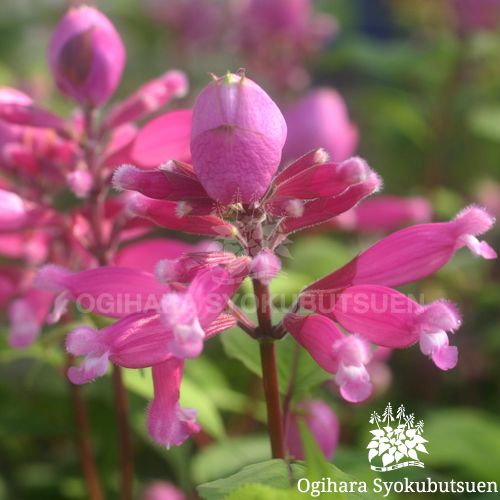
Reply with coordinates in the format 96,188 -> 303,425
62,264 -> 244,383
303,206 -> 496,294
330,285 -> 461,370
105,70 -> 188,130
155,251 -> 248,284
283,89 -> 358,163
65,309 -> 236,384
274,157 -> 381,234
8,289 -> 53,348
126,193 -> 236,238
48,5 -> 125,106
265,156 -> 376,220
334,195 -> 432,232
115,238 -> 207,273
191,73 -> 287,204
142,481 -> 185,500
129,110 -> 193,167
0,189 -> 27,230
160,266 -> 240,358
454,0 -> 500,32
148,359 -> 200,448
0,87 -> 66,131
34,265 -> 169,320
287,206 -> 495,381
284,314 -> 373,402
113,161 -> 208,201
67,170 -> 93,199
285,399 -> 339,460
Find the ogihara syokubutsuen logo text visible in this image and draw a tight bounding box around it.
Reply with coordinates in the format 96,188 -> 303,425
296,402 -> 499,496
367,403 -> 428,472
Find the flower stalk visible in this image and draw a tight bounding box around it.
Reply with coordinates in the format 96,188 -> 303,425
66,354 -> 104,500
83,105 -> 134,500
253,276 -> 285,459
259,340 -> 285,459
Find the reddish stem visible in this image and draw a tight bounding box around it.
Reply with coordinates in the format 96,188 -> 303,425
112,367 -> 134,500
83,106 -> 134,499
253,279 -> 285,459
259,341 -> 285,459
66,354 -> 104,500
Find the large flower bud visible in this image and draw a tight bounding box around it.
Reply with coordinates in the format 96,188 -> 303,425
191,73 -> 287,204
285,399 -> 339,460
283,88 -> 358,163
49,6 -> 125,107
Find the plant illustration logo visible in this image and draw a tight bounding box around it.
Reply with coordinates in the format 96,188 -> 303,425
367,403 -> 428,472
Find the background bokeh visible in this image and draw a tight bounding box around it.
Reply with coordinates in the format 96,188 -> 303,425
0,0 -> 499,498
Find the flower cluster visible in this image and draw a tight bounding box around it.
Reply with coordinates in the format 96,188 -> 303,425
32,67 -> 496,453
2,4 -> 496,464
0,5 -> 190,351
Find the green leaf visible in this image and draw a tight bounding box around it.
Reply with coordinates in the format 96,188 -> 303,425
299,421 -> 334,482
185,358 -> 254,414
469,105 -> 500,142
122,368 -> 226,439
191,436 -> 271,484
197,459 -> 305,500
298,424 -> 378,499
220,328 -> 261,379
424,408 -> 500,482
289,236 -> 352,282
221,329 -> 330,396
276,336 -> 331,396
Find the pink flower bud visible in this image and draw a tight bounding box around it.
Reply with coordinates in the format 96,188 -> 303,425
48,6 -> 125,106
113,162 -> 208,200
285,399 -> 339,460
142,481 -> 185,500
191,73 -> 287,204
67,170 -> 93,199
106,70 -> 188,129
250,249 -> 281,285
0,189 -> 27,230
0,87 -> 65,131
283,89 -> 358,163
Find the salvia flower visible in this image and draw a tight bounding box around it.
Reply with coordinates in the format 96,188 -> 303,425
148,359 -> 200,448
17,39 -> 494,462
49,5 -> 126,106
284,314 -> 373,402
334,195 -> 432,233
284,205 -> 495,402
45,262 -> 244,445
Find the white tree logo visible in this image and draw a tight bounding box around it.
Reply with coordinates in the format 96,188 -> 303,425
367,403 -> 428,472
